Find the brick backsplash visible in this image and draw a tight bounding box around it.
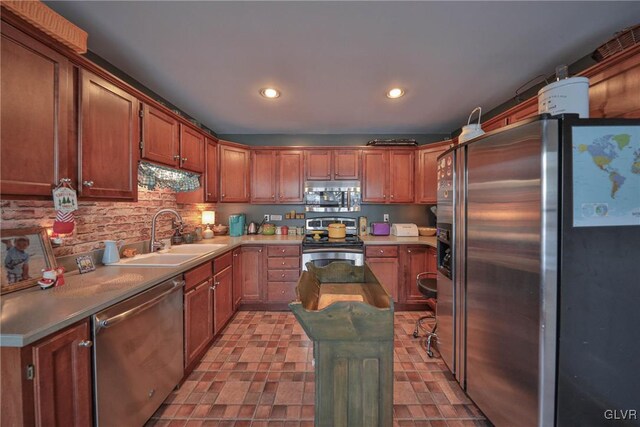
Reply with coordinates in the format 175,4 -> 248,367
0,188 -> 215,257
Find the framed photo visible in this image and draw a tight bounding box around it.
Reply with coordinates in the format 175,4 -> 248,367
1,227 -> 56,294
75,255 -> 96,274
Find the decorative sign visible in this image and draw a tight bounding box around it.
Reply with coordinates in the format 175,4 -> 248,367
52,186 -> 78,213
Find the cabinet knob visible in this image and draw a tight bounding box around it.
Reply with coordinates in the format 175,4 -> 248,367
222,194 -> 225,197
281,249 -> 285,253
383,194 -> 386,199
282,262 -> 285,265
207,192 -> 212,196
182,157 -> 188,162
173,154 -> 181,160
391,195 -> 394,199
282,273 -> 285,278
281,290 -> 286,294
272,195 -> 275,198
380,250 -> 384,253
233,253 -> 238,257
258,249 -> 262,253
408,249 -> 411,253
78,340 -> 93,348
82,180 -> 94,187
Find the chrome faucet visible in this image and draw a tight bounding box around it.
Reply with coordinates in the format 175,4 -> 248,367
150,208 -> 183,252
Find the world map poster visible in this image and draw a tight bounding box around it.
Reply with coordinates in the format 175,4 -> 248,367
572,125 -> 640,227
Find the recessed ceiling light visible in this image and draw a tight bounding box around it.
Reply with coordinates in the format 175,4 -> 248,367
386,88 -> 405,99
260,87 -> 280,99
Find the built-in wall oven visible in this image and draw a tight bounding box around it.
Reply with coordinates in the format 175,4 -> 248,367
304,181 -> 361,212
301,217 -> 364,270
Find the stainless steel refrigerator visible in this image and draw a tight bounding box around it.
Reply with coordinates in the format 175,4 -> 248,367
437,115 -> 640,427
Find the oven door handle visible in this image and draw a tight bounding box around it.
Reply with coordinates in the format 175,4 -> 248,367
302,248 -> 364,254
96,280 -> 184,331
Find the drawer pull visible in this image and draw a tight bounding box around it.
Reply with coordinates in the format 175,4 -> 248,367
282,274 -> 285,278
82,180 -> 94,187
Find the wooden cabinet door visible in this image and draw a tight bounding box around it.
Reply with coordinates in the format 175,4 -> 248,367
219,143 -> 250,202
416,143 -> 449,204
32,320 -> 92,426
79,70 -> 139,200
333,149 -> 360,180
240,246 -> 263,302
362,150 -> 387,203
507,100 -> 538,124
388,150 -> 415,203
184,280 -> 213,367
428,247 -> 437,274
251,150 -> 277,203
403,246 -> 430,303
305,150 -> 332,180
141,103 -> 179,167
367,257 -> 399,302
1,23 -> 70,196
205,138 -> 218,202
278,150 -> 304,203
232,248 -> 242,309
179,124 -> 205,173
213,266 -> 233,335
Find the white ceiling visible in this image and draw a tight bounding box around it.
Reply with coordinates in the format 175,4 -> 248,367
46,1 -> 640,134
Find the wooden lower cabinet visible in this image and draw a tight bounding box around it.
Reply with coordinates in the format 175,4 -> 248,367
402,246 -> 431,304
213,264 -> 234,335
0,320 -> 93,427
238,246 -> 264,302
184,279 -> 213,367
367,257 -> 400,301
366,245 -> 437,308
232,248 -> 243,309
266,245 -> 300,302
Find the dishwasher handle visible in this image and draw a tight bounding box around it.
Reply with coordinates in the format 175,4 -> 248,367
97,279 -> 184,330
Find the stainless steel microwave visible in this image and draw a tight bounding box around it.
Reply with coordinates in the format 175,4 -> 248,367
304,181 -> 361,212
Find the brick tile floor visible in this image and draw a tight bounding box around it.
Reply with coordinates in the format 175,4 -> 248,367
146,311 -> 489,427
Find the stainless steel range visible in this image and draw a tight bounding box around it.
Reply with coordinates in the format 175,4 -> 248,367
301,217 -> 364,270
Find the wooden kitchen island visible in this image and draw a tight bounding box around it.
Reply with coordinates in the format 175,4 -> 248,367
290,262 -> 394,427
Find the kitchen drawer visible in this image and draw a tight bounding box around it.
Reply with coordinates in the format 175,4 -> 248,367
214,251 -> 232,272
267,257 -> 300,270
184,261 -> 212,291
365,245 -> 399,258
267,245 -> 301,257
267,269 -> 300,282
267,282 -> 298,301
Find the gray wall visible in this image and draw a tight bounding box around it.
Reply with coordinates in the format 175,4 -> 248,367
215,203 -> 437,228
218,134 -> 449,147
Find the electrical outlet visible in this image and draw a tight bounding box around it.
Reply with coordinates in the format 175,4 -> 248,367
264,214 -> 270,222
383,214 -> 390,222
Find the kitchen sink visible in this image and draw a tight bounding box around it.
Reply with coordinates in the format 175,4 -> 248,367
112,253 -> 199,267
164,244 -> 227,254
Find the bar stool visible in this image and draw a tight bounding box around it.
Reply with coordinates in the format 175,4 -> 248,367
412,272 -> 437,357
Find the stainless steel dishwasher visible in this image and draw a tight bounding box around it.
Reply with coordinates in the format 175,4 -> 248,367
92,276 -> 184,427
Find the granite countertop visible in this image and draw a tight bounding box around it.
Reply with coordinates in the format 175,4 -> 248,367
1,234 -> 436,347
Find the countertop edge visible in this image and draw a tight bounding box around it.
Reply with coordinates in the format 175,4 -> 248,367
1,235 -> 435,347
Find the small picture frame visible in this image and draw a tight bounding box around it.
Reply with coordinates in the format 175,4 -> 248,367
75,255 -> 96,274
1,227 -> 57,294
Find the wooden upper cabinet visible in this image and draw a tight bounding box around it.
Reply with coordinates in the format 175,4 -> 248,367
362,150 -> 387,203
278,150 -> 304,203
179,125 -> 205,173
205,138 -> 218,202
587,45 -> 640,118
79,69 -> 139,200
388,150 -> 415,203
219,143 -> 250,202
251,150 -> 277,203
333,149 -> 360,180
32,320 -> 93,427
416,142 -> 450,204
305,150 -> 332,180
1,22 -> 70,196
141,103 -> 180,167
507,100 -> 538,124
